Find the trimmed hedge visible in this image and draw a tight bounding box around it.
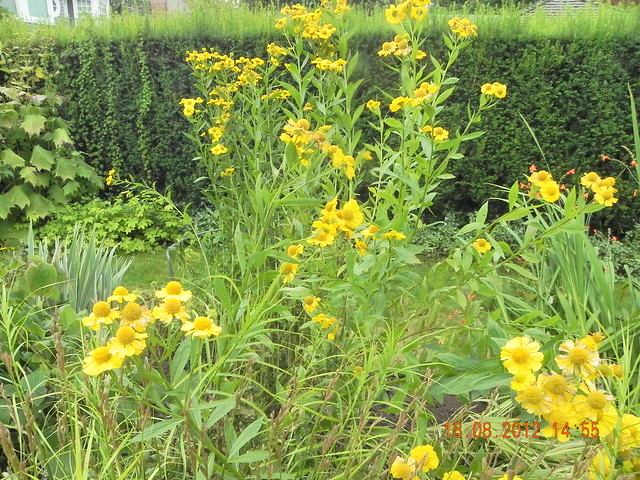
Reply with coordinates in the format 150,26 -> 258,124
43,28 -> 640,232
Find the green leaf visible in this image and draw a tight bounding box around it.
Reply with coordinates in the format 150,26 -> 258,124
21,114 -> 47,136
229,450 -> 269,464
6,185 -> 31,209
62,180 -> 80,197
55,157 -> 79,181
228,417 -> 263,459
204,396 -> 237,429
0,109 -> 19,129
24,193 -> 53,220
130,418 -> 182,442
170,338 -> 192,385
508,181 -> 519,211
0,195 -> 12,219
1,149 -> 25,168
52,127 -> 73,148
31,145 -> 55,171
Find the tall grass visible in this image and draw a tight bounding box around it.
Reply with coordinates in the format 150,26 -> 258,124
0,1 -> 638,45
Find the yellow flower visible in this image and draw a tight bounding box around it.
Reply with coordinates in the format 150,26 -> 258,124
312,313 -> 337,329
515,383 -> 552,415
448,17 -> 478,37
181,316 -> 222,338
385,4 -> 407,24
573,384 -> 616,423
280,262 -> 299,283
528,170 -> 553,185
581,172 -> 601,189
155,281 -> 192,302
481,83 -> 494,95
442,472 -> 465,480
307,230 -> 336,247
210,144 -> 228,155
220,167 -> 235,177
409,444 -> 439,472
336,199 -> 364,231
415,49 -> 427,60
120,302 -> 153,332
82,301 -> 120,331
82,346 -> 124,376
491,82 -> 507,98
619,414 -> 640,452
382,230 -> 406,240
555,339 -> 600,379
588,450 -> 612,480
105,169 -> 115,186
538,371 -> 576,404
303,296 -> 321,313
153,297 -> 190,324
354,239 -> 367,256
539,180 -> 561,202
327,325 -> 339,340
107,286 -> 137,303
432,126 -> 449,141
390,456 -> 416,480
540,402 -> 580,442
362,225 -> 381,237
500,336 -> 544,375
472,237 -> 491,253
109,325 -> 148,357
366,99 -> 381,110
410,5 -> 427,19
389,96 -> 412,112
510,371 -> 535,392
597,176 -> 616,188
378,41 -> 398,57
498,476 -> 523,480
593,186 -> 618,207
287,244 -> 304,259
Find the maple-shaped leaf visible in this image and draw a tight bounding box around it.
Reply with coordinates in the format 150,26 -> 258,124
51,127 -> 73,148
0,109 -> 19,129
30,145 -> 55,171
0,193 -> 13,219
21,114 -> 47,136
6,184 -> 31,209
54,157 -> 78,181
24,192 -> 53,220
0,149 -> 25,169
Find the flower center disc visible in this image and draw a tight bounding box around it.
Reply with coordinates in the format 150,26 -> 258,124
522,386 -> 543,403
568,347 -> 588,365
93,301 -> 112,317
113,286 -> 128,296
122,303 -> 142,321
165,281 -> 183,295
164,298 -> 182,315
93,346 -> 112,363
116,326 -> 136,345
546,375 -> 567,394
193,317 -> 212,330
587,391 -> 607,410
511,346 -> 530,363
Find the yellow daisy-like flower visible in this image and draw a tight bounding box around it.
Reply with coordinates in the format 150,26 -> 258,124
383,230 -> 406,240
181,316 -> 222,338
354,239 -> 367,256
120,302 -> 153,332
539,180 -> 561,202
362,224 -> 381,237
280,262 -> 299,283
155,281 -> 192,302
390,456 -> 416,480
366,99 -> 381,110
510,371 -> 535,392
385,3 -> 407,24
336,199 -> 364,231
491,82 -> 507,98
109,325 -> 148,357
540,402 -> 579,442
581,172 -> 601,189
320,197 -> 339,221
432,126 -> 449,141
555,340 -> 600,379
82,301 -> 120,331
620,414 -> 640,452
409,444 -> 439,472
515,383 -> 552,415
107,286 -> 137,303
312,313 -> 337,329
210,144 -> 228,155
528,170 -> 553,186
588,450 -> 612,480
498,476 -> 523,480
389,96 -> 412,112
220,167 -> 235,177
538,372 -> 576,405
327,324 -> 339,341
448,16 -> 478,38
82,346 -> 124,376
442,472 -> 465,480
153,297 -> 191,324
481,83 -> 494,95
287,244 -> 304,259
500,337 -> 544,375
573,384 -> 615,422
593,186 -> 618,207
472,237 -> 491,253
307,229 -> 336,247
580,331 -> 605,351
303,296 -> 321,313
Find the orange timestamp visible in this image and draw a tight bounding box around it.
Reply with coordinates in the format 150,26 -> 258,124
444,421 -> 541,439
553,421 -> 601,439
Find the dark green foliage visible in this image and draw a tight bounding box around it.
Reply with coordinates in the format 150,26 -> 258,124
25,25 -> 639,233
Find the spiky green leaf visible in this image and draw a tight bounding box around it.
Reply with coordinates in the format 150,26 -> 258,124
1,149 -> 25,169
51,128 -> 73,148
55,157 -> 78,181
6,185 -> 31,209
21,114 -> 47,136
0,194 -> 13,219
24,192 -> 53,220
0,109 -> 19,129
31,145 -> 55,171
62,180 -> 80,197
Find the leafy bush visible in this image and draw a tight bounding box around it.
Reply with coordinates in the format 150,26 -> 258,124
36,187 -> 189,253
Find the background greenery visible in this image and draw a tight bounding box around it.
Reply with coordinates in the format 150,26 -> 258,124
1,3 -> 639,235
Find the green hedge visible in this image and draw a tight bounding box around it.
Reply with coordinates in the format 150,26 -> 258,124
38,24 -> 640,233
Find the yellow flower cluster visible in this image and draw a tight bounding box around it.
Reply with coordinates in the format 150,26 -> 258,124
105,168 -> 116,186
81,282 -> 221,376
311,57 -> 347,72
390,444 -> 439,480
385,0 -> 431,24
448,17 -> 478,38
421,125 -> 449,141
481,82 -> 507,99
260,89 -> 292,101
266,42 -> 288,66
500,334 -> 635,445
389,82 -> 437,112
179,97 -> 203,117
528,169 -> 561,203
378,34 -> 416,58
581,171 -> 619,207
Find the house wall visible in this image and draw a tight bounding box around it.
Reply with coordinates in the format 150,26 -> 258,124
1,0 -> 18,14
